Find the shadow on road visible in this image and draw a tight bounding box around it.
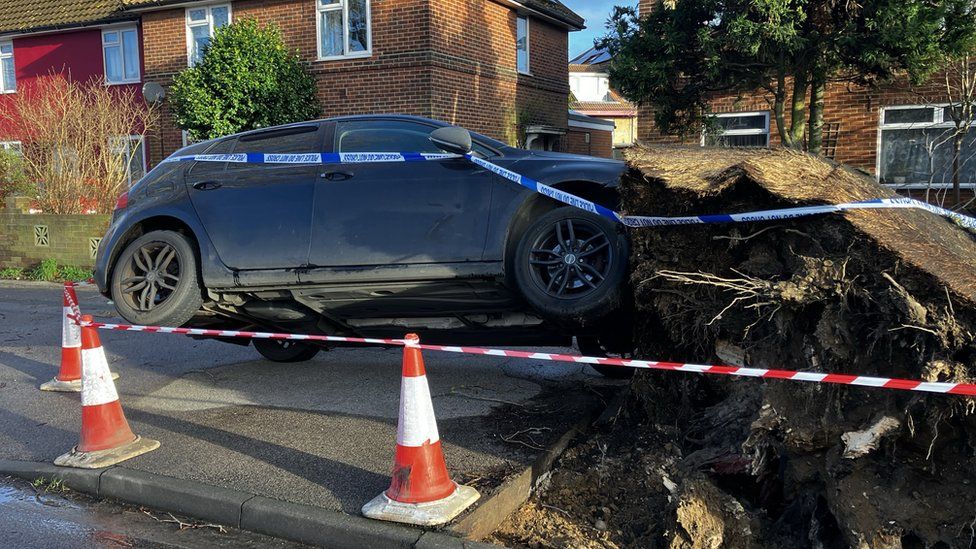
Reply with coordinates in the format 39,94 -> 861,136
0,349 -> 53,383
127,408 -> 390,513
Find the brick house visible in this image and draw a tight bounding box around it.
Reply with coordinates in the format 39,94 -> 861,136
126,0 -> 586,165
0,0 -> 148,184
636,0 -> 976,199
569,46 -> 637,155
1,0 -> 596,174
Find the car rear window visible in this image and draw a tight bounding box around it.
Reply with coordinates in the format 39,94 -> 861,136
336,120 -> 443,154
234,125 -> 322,154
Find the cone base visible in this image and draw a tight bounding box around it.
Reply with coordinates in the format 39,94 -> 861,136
54,436 -> 159,469
39,371 -> 119,393
362,483 -> 479,526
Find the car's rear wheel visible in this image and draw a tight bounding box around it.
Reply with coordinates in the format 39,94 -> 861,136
253,338 -> 320,362
514,207 -> 628,324
111,230 -> 203,327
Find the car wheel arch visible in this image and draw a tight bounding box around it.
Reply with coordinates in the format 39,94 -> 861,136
108,216 -> 203,289
502,181 -> 619,281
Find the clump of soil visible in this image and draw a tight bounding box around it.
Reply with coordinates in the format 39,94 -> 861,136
493,147 -> 976,548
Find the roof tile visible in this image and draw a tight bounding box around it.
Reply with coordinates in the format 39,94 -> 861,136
0,0 -> 130,36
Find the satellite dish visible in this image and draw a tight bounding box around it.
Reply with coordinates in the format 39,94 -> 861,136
142,82 -> 166,104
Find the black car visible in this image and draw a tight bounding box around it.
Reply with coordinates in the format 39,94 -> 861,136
94,115 -> 630,372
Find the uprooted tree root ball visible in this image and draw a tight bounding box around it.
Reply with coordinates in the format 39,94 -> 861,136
494,147 -> 976,548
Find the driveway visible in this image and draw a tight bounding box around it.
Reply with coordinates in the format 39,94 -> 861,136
0,281 -> 616,519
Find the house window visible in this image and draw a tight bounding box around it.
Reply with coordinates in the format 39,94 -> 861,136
317,0 -> 371,60
570,73 -> 611,102
703,112 -> 770,147
0,141 -> 22,154
103,27 -> 141,84
110,135 -> 147,187
0,41 -> 15,93
186,4 -> 231,66
878,104 -> 976,189
516,16 -> 530,74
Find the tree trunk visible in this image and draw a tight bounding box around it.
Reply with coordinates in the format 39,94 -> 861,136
788,69 -> 809,149
953,132 -> 963,205
774,63 -> 790,147
808,68 -> 827,155
774,90 -> 787,148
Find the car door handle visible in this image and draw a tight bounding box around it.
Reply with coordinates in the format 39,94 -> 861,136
192,181 -> 222,191
321,171 -> 354,181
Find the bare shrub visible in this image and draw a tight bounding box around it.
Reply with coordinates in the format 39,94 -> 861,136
0,73 -> 157,214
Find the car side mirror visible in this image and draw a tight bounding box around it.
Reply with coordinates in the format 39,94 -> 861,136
429,126 -> 472,155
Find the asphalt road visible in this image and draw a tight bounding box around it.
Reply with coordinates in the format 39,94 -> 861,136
0,281 -> 616,522
0,476 -> 308,548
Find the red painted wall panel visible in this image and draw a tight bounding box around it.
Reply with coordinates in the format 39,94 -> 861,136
0,27 -> 145,141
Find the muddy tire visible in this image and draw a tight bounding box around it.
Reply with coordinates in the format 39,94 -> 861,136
253,338 -> 320,362
110,230 -> 203,327
514,207 -> 629,324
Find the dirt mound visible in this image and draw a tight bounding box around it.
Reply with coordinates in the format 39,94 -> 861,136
624,146 -> 976,547
494,146 -> 976,548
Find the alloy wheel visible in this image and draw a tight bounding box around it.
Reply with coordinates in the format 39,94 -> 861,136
119,242 -> 181,312
527,218 -> 613,299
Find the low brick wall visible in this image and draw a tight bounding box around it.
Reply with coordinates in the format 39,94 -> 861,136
0,199 -> 110,268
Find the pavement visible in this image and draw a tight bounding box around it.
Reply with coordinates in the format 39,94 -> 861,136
0,476 -> 308,548
0,281 -> 619,542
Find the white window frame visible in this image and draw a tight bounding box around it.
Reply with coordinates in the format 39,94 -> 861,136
110,135 -> 147,187
185,4 -> 232,67
0,41 -> 15,93
315,0 -> 372,62
876,104 -> 976,189
701,111 -> 770,147
0,140 -> 22,154
516,16 -> 531,75
102,26 -> 141,85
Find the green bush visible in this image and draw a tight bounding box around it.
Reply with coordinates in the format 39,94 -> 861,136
29,259 -> 59,281
58,265 -> 93,283
170,19 -> 321,141
5,260 -> 93,282
0,148 -> 33,201
0,267 -> 25,279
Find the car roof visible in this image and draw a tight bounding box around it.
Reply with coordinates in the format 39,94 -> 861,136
174,114 -> 510,157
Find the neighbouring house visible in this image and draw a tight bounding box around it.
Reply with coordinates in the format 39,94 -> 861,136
636,0 -> 976,201
569,46 -> 637,156
127,0 -> 585,164
0,0 -> 148,185
1,0 -> 591,176
565,110 -> 615,158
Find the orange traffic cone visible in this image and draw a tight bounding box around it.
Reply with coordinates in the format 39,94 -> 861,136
54,315 -> 158,468
41,282 -> 117,392
362,334 -> 479,526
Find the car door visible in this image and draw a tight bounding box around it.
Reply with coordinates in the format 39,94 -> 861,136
185,125 -> 324,271
307,119 -> 494,267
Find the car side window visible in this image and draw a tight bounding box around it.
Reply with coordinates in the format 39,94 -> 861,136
186,138 -> 236,176
336,120 -> 443,154
233,125 -> 322,155
227,125 -> 323,172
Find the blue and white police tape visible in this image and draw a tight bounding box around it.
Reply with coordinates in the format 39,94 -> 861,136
163,151 -> 976,233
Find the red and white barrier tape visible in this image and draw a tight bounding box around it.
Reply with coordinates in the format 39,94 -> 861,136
71,317 -> 404,347
69,317 -> 976,397
63,282 -> 82,319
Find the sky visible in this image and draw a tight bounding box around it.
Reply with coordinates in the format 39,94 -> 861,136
561,0 -> 638,58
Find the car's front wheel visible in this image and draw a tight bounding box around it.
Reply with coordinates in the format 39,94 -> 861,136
513,207 -> 629,324
253,338 -> 321,363
111,230 -> 204,327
